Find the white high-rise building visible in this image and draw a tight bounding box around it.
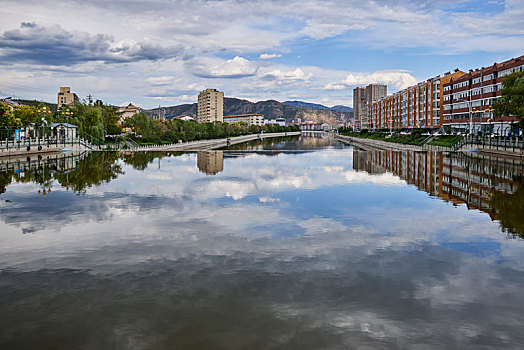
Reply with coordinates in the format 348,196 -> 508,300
197,89 -> 224,123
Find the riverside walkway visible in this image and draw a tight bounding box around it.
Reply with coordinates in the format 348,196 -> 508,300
113,131 -> 301,152
336,134 -> 524,158
335,135 -> 424,152
0,132 -> 301,157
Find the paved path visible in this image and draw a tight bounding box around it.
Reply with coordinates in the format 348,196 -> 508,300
131,132 -> 301,151
335,135 -> 424,151
335,134 -> 524,158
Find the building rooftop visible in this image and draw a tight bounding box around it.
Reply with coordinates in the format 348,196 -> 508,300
224,114 -> 263,118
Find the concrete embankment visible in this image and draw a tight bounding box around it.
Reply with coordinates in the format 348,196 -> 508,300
335,135 -> 424,151
335,134 -> 524,158
0,142 -> 87,158
134,131 -> 302,151
0,132 -> 301,157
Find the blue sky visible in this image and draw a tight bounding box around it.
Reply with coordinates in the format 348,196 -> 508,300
0,0 -> 523,108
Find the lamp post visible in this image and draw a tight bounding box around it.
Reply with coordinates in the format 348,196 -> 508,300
37,106 -> 50,148
60,108 -> 74,146
457,98 -> 472,135
484,105 -> 493,135
472,107 -> 479,136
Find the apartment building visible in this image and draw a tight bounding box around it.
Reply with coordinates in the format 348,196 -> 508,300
442,55 -> 524,135
57,87 -> 79,109
353,84 -> 386,130
352,87 -> 367,130
223,114 -> 264,126
368,70 -> 465,130
197,88 -> 224,123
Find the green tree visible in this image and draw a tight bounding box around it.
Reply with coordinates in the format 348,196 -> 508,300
494,71 -> 524,127
14,105 -> 39,126
0,103 -> 21,128
100,104 -> 122,135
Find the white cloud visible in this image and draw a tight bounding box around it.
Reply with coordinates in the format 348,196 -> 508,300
0,0 -> 522,108
189,56 -> 259,78
323,70 -> 418,91
322,83 -> 347,91
259,53 -> 282,59
262,68 -> 312,81
146,76 -> 175,86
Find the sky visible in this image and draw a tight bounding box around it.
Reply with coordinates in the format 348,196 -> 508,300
0,0 -> 523,109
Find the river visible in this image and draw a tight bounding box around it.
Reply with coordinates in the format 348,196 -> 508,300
1,134 -> 524,349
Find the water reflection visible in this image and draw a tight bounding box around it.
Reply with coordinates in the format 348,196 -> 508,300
197,151 -> 224,175
0,152 -> 123,196
2,137 -> 524,348
221,133 -> 342,151
353,148 -> 524,237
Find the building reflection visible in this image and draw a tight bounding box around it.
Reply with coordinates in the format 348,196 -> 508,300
353,148 -> 524,236
197,151 -> 224,175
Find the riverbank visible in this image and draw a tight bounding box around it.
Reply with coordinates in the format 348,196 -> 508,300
335,134 -> 425,151
336,134 -> 524,158
0,142 -> 87,158
130,131 -> 302,151
0,132 -> 302,158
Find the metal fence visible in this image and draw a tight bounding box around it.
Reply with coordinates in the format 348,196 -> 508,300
455,135 -> 524,152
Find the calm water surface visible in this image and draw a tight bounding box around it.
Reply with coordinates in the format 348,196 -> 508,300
1,134 -> 524,349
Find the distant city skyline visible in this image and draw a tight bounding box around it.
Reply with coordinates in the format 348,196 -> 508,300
0,0 -> 523,109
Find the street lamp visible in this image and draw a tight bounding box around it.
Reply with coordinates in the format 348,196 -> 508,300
457,98 -> 472,135
60,108 -> 74,146
484,105 -> 493,135
37,106 -> 50,148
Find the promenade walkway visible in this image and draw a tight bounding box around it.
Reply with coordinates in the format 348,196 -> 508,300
336,134 -> 524,158
0,132 -> 301,157
335,135 -> 424,152
118,131 -> 301,152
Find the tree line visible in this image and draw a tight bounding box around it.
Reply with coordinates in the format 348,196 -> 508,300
0,100 -> 121,141
1,101 -> 299,144
123,112 -> 300,145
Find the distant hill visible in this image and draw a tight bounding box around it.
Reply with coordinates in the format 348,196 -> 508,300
330,105 -> 353,114
283,100 -> 331,110
284,100 -> 353,115
12,99 -> 58,113
150,98 -> 352,124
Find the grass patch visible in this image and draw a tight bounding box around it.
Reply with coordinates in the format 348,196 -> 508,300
341,131 -> 427,145
427,135 -> 463,148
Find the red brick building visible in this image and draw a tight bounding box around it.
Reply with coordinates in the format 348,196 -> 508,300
442,55 -> 524,135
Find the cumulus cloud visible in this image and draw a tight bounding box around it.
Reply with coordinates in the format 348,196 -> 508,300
323,70 -> 418,91
146,76 -> 175,86
0,22 -> 185,66
259,53 -> 282,59
1,0 -> 522,108
322,83 -> 347,91
189,56 -> 259,79
262,68 -> 312,81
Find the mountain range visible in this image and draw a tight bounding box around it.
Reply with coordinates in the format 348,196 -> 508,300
150,98 -> 352,124
283,101 -> 353,114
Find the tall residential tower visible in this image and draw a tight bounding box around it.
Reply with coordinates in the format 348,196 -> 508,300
353,84 -> 387,130
197,89 -> 224,123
